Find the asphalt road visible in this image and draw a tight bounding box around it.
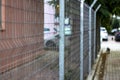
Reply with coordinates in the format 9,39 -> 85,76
101,35 -> 120,51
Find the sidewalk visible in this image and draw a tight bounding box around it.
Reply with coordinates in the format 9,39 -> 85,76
102,36 -> 120,80
87,36 -> 120,80
103,51 -> 120,80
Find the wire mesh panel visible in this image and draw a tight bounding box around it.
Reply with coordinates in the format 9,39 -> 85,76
0,0 -> 59,80
96,17 -> 101,57
0,0 -> 99,80
91,9 -> 95,65
43,0 -> 59,80
64,0 -> 80,80
83,3 -> 90,78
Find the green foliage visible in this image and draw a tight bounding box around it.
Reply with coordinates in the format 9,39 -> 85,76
106,25 -> 112,34
47,0 -> 59,7
85,0 -> 119,29
113,7 -> 120,16
95,0 -> 120,30
47,0 -> 59,18
48,0 -> 120,28
85,0 -> 93,5
99,8 -> 111,18
112,18 -> 120,29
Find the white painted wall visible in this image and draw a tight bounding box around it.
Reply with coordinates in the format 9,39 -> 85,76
44,0 -> 55,30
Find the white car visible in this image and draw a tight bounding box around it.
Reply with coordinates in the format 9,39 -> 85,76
44,28 -> 57,39
44,27 -> 71,48
44,34 -> 59,48
100,27 -> 108,41
44,28 -> 59,47
111,28 -> 118,35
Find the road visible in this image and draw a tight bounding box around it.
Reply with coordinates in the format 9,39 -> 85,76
101,35 -> 120,51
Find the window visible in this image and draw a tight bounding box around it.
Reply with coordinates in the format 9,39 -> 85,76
44,28 -> 50,31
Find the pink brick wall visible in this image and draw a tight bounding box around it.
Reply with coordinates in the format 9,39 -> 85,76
0,0 -> 44,73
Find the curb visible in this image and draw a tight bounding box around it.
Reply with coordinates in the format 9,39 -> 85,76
86,49 -> 103,80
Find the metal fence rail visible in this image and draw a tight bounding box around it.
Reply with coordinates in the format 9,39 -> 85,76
0,0 -> 101,80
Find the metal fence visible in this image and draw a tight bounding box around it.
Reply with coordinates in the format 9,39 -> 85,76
64,0 -> 80,80
0,0 -> 101,80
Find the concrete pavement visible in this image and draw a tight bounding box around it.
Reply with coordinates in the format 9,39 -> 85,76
87,35 -> 120,80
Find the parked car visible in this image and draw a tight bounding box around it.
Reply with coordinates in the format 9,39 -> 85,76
111,28 -> 118,35
44,27 -> 59,47
100,27 -> 108,41
44,27 -> 57,39
44,34 -> 59,48
115,30 -> 120,41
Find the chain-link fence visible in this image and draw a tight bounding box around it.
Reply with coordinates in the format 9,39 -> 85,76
0,0 -> 101,80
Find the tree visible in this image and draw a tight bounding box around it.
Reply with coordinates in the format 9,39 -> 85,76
96,0 -> 120,29
47,0 -> 59,18
112,18 -> 120,29
48,0 -> 120,29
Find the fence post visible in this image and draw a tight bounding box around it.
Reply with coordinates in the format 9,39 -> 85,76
94,4 -> 101,61
89,0 -> 97,73
80,0 -> 85,80
59,0 -> 65,80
